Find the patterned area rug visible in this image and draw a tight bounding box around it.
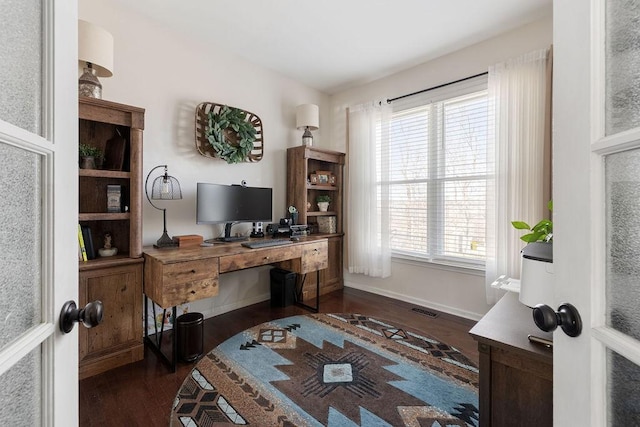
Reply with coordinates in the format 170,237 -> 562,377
171,313 -> 479,427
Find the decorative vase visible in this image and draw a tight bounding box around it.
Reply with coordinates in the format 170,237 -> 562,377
80,156 -> 96,169
290,212 -> 298,225
317,202 -> 329,212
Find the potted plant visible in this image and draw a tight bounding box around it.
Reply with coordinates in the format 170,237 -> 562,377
316,194 -> 331,212
512,201 -> 554,309
79,143 -> 103,169
511,201 -> 553,243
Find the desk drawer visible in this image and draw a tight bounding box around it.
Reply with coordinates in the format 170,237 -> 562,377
219,245 -> 302,272
163,259 -> 215,285
161,276 -> 218,307
301,240 -> 328,273
144,257 -> 219,308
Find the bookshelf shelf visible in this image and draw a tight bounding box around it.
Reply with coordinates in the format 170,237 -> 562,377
79,212 -> 130,221
306,211 -> 339,217
79,169 -> 130,179
79,255 -> 141,272
307,183 -> 339,191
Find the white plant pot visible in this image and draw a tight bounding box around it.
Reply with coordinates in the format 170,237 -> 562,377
317,202 -> 329,212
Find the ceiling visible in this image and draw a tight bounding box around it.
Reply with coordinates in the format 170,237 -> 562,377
112,0 -> 552,94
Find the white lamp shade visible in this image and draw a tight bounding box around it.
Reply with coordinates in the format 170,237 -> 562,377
78,20 -> 114,77
296,104 -> 319,130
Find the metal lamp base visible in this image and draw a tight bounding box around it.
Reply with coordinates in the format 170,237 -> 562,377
79,67 -> 102,99
154,231 -> 178,248
302,127 -> 313,147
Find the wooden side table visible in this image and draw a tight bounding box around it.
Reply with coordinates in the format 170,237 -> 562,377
469,292 -> 553,426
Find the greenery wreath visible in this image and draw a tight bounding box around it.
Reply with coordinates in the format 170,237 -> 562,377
205,106 -> 256,164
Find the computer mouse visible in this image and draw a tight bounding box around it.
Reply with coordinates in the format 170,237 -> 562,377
290,236 -> 300,242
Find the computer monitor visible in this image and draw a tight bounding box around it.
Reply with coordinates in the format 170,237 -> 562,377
196,183 -> 272,241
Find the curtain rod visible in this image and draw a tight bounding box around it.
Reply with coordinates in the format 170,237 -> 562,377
387,71 -> 488,103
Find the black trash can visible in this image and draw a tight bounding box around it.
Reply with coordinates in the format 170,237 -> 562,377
176,312 -> 204,362
270,268 -> 297,307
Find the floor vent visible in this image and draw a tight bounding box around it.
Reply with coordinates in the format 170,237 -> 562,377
411,307 -> 439,318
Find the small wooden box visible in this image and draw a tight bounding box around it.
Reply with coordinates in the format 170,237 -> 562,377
172,234 -> 204,248
317,216 -> 337,234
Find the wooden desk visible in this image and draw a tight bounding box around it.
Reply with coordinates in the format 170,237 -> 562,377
142,237 -> 328,370
469,292 -> 553,427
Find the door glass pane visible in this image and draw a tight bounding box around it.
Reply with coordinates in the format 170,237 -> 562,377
0,346 -> 42,425
0,142 -> 42,349
607,348 -> 640,425
605,147 -> 640,339
0,0 -> 42,135
605,0 -> 640,135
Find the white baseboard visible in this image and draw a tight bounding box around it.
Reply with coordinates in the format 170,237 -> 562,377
195,284 -> 484,322
198,292 -> 271,320
345,281 -> 483,322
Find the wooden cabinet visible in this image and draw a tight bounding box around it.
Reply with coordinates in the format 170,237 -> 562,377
78,260 -> 143,379
469,292 -> 553,427
286,146 -> 345,298
78,97 -> 145,379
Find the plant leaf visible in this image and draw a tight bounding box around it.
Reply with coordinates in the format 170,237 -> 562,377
532,219 -> 552,233
511,221 -> 531,230
521,232 -> 543,243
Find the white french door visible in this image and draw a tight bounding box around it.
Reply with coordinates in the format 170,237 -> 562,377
0,1 -> 79,425
554,0 -> 640,425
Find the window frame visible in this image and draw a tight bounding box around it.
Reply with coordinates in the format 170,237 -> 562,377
382,80 -> 490,270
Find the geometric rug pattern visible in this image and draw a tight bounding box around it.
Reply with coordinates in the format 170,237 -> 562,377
171,313 -> 479,426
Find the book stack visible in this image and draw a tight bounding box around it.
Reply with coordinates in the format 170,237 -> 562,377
78,224 -> 97,261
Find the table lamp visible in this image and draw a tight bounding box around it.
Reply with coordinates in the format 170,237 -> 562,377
78,20 -> 114,99
145,165 -> 182,248
296,104 -> 319,147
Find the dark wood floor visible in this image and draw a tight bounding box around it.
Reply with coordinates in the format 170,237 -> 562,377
79,287 -> 479,426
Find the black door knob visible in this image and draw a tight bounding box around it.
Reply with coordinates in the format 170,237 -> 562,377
59,300 -> 104,334
533,302 -> 582,337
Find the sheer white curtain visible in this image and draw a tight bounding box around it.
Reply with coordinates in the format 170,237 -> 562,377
485,48 -> 551,304
346,102 -> 391,278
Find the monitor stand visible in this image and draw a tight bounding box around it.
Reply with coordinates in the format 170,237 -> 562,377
215,222 -> 248,242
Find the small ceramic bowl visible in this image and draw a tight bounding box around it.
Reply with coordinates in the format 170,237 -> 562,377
98,247 -> 118,257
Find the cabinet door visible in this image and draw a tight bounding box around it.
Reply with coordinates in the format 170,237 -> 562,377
79,262 -> 143,378
302,236 -> 343,297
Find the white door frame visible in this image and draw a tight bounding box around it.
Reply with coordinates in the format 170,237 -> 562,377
51,1 -> 80,424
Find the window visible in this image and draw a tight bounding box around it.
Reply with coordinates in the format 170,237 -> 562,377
379,76 -> 490,267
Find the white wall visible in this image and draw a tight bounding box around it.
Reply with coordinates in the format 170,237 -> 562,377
79,0 -> 330,318
330,15 -> 553,320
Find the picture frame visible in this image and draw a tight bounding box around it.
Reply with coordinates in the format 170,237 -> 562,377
315,170 -> 332,185
317,173 -> 329,185
310,174 -> 318,184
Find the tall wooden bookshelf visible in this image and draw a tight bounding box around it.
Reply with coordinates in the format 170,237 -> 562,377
78,97 -> 144,379
287,146 -> 345,298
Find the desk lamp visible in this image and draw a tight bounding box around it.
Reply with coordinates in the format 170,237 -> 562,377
296,104 -> 319,146
78,20 -> 114,99
145,165 -> 182,248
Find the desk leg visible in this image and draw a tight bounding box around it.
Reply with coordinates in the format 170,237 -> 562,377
295,270 -> 320,313
143,296 -> 177,373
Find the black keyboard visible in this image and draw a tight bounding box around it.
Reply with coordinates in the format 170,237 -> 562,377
241,239 -> 293,249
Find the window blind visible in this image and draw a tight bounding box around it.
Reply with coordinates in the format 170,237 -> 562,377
380,75 -> 490,266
